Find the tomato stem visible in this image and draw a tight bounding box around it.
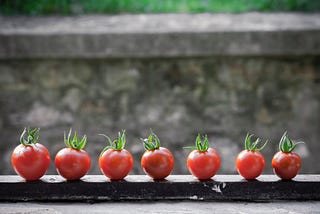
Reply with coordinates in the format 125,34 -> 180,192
184,134 -> 210,152
64,128 -> 87,150
20,127 -> 40,146
99,130 -> 126,155
279,131 -> 304,153
244,133 -> 267,152
141,130 -> 160,151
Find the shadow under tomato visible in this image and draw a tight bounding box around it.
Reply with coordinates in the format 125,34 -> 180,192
240,178 -> 259,182
152,178 -> 170,183
276,178 -> 295,182
109,179 -> 130,183
197,178 -> 214,182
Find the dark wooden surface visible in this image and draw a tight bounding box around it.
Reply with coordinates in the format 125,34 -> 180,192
0,175 -> 319,201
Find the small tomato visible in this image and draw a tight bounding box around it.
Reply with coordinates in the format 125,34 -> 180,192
99,130 -> 133,180
11,128 -> 50,181
186,134 -> 220,180
236,133 -> 267,180
272,132 -> 302,180
54,129 -> 91,180
141,131 -> 174,179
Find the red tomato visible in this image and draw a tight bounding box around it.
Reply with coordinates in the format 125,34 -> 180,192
54,129 -> 91,180
140,131 -> 174,179
235,133 -> 267,180
141,147 -> 174,179
99,149 -> 133,180
185,134 -> 220,180
272,132 -> 302,180
236,150 -> 265,179
12,144 -> 50,181
272,151 -> 301,180
55,148 -> 91,180
187,148 -> 220,180
99,130 -> 133,180
11,128 -> 50,181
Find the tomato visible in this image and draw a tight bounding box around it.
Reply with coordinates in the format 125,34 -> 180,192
272,151 -> 301,180
11,128 -> 50,181
54,129 -> 91,180
99,149 -> 133,180
187,149 -> 220,180
141,147 -> 174,179
272,132 -> 302,180
55,148 -> 91,180
99,131 -> 133,180
140,131 -> 174,179
236,150 -> 265,179
235,133 -> 267,180
186,134 -> 220,180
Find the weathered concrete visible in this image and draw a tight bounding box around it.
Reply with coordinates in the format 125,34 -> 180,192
0,13 -> 319,176
2,13 -> 320,33
1,13 -> 320,58
0,57 -> 319,175
0,201 -> 320,214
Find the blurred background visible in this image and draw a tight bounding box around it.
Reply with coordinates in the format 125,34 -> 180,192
1,0 -> 320,14
0,0 -> 320,176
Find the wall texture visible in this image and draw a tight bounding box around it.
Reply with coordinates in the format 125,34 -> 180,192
0,57 -> 319,175
1,13 -> 320,177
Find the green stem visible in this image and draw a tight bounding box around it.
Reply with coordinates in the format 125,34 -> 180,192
244,133 -> 267,152
141,130 -> 161,151
64,128 -> 87,150
184,134 -> 210,152
279,131 -> 304,153
20,127 -> 40,146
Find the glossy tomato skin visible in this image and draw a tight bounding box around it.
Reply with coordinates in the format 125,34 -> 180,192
187,148 -> 220,180
54,148 -> 91,180
272,151 -> 301,180
141,147 -> 174,179
236,150 -> 265,180
11,143 -> 50,181
99,149 -> 133,180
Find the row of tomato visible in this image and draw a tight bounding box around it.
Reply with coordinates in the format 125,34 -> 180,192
11,128 -> 303,181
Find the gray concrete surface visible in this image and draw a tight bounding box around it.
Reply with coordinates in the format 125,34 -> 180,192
1,13 -> 319,176
1,57 -> 320,175
0,201 -> 319,214
1,13 -> 320,58
2,13 -> 320,33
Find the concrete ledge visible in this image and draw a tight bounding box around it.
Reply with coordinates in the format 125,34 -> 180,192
0,175 -> 319,201
1,13 -> 320,58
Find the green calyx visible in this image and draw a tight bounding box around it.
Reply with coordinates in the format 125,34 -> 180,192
279,131 -> 303,153
244,133 -> 267,152
184,134 -> 209,152
141,130 -> 160,151
99,130 -> 126,155
64,129 -> 87,150
20,127 -> 40,146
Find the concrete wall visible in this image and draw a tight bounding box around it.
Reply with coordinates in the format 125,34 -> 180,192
1,57 -> 319,175
0,13 -> 320,176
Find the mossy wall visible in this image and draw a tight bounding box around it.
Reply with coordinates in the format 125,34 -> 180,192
0,57 -> 319,175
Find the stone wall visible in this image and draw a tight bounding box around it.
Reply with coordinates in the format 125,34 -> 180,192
1,57 -> 319,175
1,13 -> 320,176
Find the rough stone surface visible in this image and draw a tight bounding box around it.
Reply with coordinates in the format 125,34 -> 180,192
0,57 -> 319,175
0,201 -> 319,214
1,13 -> 320,58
